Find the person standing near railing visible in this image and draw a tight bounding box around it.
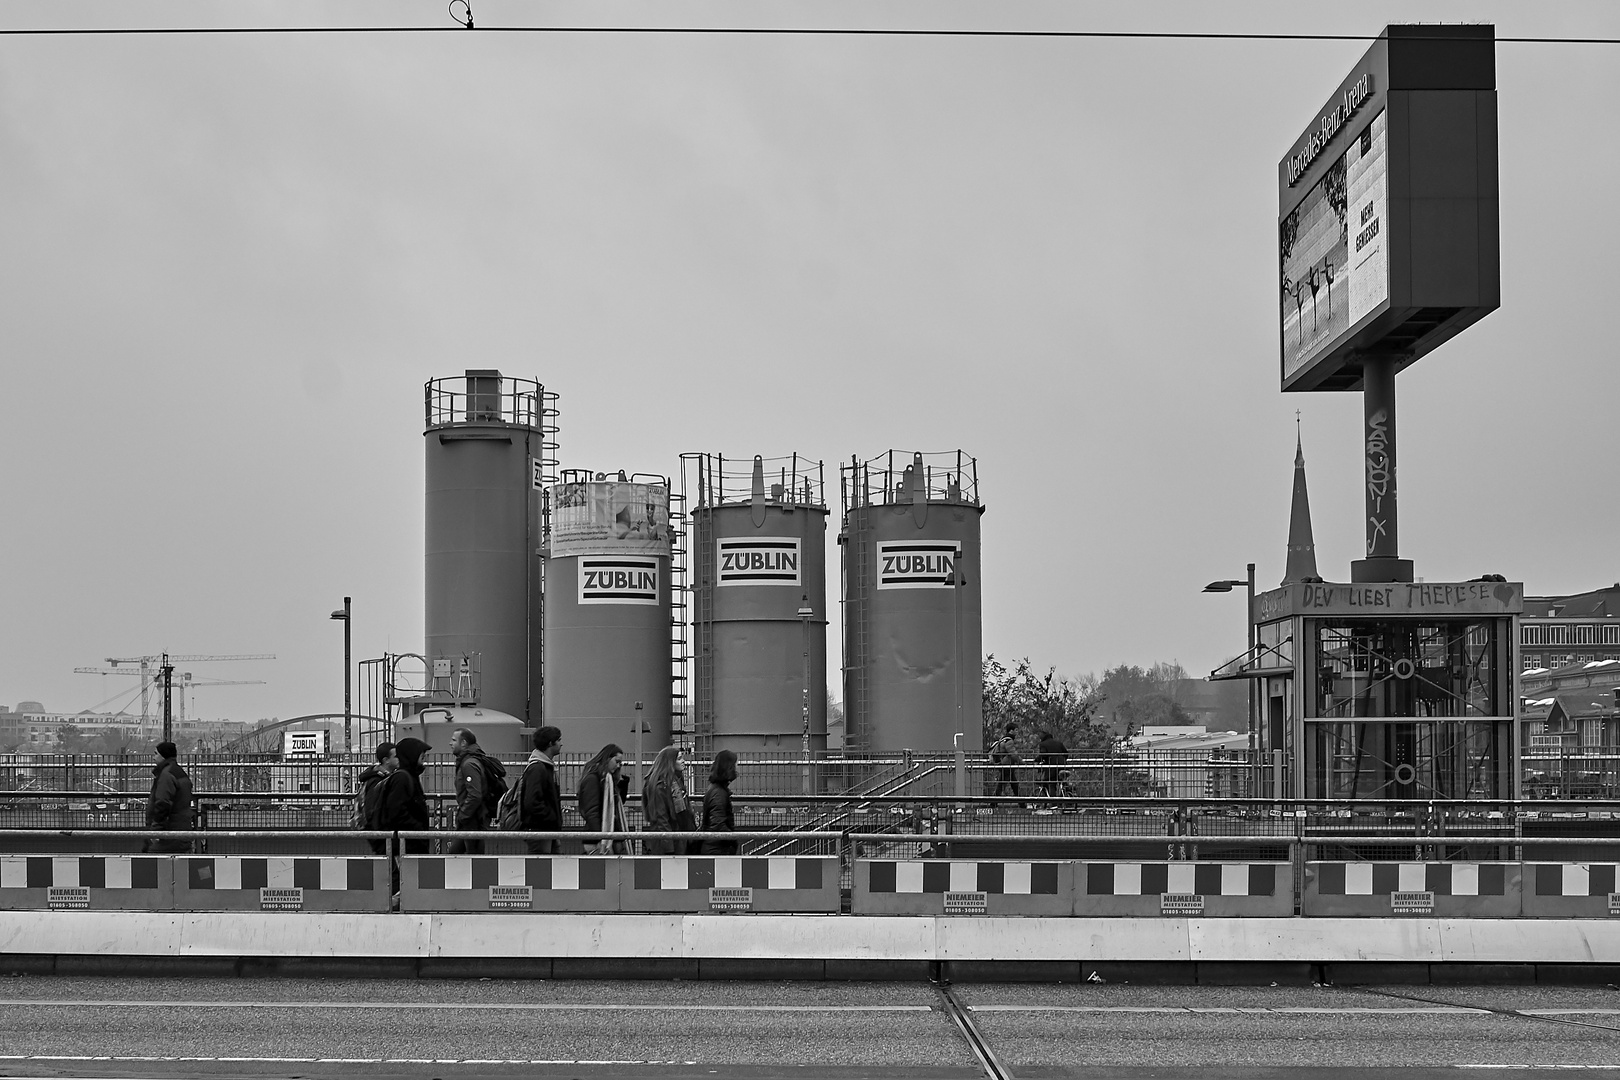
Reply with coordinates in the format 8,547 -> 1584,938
642,746 -> 694,855
577,743 -> 629,855
699,750 -> 738,856
988,723 -> 1021,802
143,740 -> 193,853
378,738 -> 432,854
1037,731 -> 1068,798
519,726 -> 564,854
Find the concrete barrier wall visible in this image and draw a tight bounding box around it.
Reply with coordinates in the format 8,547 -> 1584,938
174,857 -> 389,912
1302,861 -> 1521,917
618,856 -> 839,913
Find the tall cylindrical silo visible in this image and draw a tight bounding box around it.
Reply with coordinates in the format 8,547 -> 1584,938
840,451 -> 985,754
542,470 -> 673,755
424,370 -> 559,724
685,454 -> 828,762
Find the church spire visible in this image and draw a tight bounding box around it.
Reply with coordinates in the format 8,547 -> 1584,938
1283,421 -> 1321,585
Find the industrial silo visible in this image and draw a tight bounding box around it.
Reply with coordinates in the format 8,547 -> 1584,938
684,454 -> 828,763
541,470 -> 674,755
840,451 -> 985,754
424,371 -> 559,724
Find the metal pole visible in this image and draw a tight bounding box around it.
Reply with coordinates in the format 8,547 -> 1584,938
800,597 -> 811,796
954,563 -> 965,747
343,596 -> 352,755
1246,563 -> 1257,797
161,653 -> 173,744
632,700 -> 645,796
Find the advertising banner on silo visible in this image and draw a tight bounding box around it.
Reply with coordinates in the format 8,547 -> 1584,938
578,555 -> 660,605
876,540 -> 959,589
717,537 -> 801,586
549,481 -> 671,557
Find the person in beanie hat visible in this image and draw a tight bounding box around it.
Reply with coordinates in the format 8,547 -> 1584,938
144,740 -> 193,853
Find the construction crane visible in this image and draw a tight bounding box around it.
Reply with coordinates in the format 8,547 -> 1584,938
75,653 -> 274,738
73,668 -> 267,725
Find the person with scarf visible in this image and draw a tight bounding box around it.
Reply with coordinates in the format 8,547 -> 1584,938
641,745 -> 694,855
577,742 -> 630,855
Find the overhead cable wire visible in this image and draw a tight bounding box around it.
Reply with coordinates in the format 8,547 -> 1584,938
0,25 -> 1617,43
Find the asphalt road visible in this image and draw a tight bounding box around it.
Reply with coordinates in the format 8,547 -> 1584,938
2,977 -> 1620,1079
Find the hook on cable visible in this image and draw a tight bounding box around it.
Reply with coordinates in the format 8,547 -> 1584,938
448,0 -> 474,28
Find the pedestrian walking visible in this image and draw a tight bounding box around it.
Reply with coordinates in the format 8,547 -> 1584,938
698,750 -> 738,855
143,740 -> 193,853
577,743 -> 630,855
641,745 -> 695,855
519,726 -> 564,854
988,723 -> 1022,800
377,737 -> 432,853
1037,730 -> 1068,798
449,728 -> 506,855
354,742 -> 397,855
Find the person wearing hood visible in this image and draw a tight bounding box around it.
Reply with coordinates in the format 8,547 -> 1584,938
143,741 -> 193,853
378,737 -> 432,855
450,729 -> 506,855
519,726 -> 563,854
577,742 -> 629,855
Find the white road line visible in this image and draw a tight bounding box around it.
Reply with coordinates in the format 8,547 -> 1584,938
0,999 -> 932,1012
1524,1009 -> 1620,1016
966,1005 -> 1488,1014
0,1056 -> 691,1065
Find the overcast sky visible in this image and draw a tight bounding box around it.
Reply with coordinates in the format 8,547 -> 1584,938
3,1 -> 1617,723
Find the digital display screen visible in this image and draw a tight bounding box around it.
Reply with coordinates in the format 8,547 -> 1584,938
1280,109 -> 1388,382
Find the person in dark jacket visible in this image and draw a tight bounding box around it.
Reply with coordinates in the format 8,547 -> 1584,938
641,745 -> 694,855
577,742 -> 629,855
1036,730 -> 1068,798
450,729 -> 505,855
519,726 -> 563,854
355,742 -> 397,855
699,750 -> 738,856
377,737 -> 432,854
144,741 -> 193,853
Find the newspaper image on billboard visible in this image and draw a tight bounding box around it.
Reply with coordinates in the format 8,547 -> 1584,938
1280,109 -> 1389,383
876,540 -> 959,590
549,481 -> 670,557
579,555 -> 660,605
717,538 -> 801,586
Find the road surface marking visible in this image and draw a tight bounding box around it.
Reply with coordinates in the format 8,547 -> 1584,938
0,1056 -> 693,1065
967,1004 -> 1488,1014
0,999 -> 932,1012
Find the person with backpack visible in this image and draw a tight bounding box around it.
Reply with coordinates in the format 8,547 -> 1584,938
642,745 -> 695,855
988,723 -> 1022,801
354,742 -> 397,855
698,750 -> 738,856
518,726 -> 563,854
450,729 -> 507,855
577,743 -> 630,855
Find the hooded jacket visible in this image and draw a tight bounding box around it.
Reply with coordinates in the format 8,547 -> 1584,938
378,737 -> 432,835
519,748 -> 562,832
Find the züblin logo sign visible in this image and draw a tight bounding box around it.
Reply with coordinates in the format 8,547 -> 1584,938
1285,73 -> 1375,187
579,556 -> 660,605
876,540 -> 961,590
717,538 -> 801,586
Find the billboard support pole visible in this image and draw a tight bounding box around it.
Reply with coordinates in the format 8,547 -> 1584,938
1351,353 -> 1413,584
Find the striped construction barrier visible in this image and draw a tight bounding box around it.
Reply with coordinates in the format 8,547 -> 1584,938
1302,861 -> 1520,917
1522,863 -> 1620,918
852,860 -> 1071,916
618,856 -> 839,913
173,856 -> 390,912
1079,862 -> 1292,917
0,855 -> 171,910
400,856 -> 620,912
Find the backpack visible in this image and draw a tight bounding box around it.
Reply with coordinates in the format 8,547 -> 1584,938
990,737 -> 1019,765
478,756 -> 509,817
494,763 -> 526,831
351,771 -> 387,829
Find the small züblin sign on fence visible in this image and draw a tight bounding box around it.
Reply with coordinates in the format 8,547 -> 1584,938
1160,893 -> 1204,916
1391,890 -> 1435,914
260,887 -> 304,911
944,891 -> 989,915
709,887 -> 754,912
47,887 -> 90,910
489,885 -> 534,910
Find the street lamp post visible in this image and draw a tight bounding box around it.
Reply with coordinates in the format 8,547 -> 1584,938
1203,564 -> 1258,796
330,597 -> 351,755
798,594 -> 814,795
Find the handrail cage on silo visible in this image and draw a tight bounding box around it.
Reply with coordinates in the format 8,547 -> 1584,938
678,453 -> 829,760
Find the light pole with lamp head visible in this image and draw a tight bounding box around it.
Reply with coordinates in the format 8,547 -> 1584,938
1203,564 -> 1257,795
330,598 -> 351,755
798,594 -> 814,795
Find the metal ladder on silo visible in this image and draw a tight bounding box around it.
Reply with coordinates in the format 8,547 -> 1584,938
846,472 -> 873,755
669,487 -> 693,753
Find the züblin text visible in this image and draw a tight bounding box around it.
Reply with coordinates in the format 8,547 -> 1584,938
881,553 -> 954,576
1285,74 -> 1374,187
583,569 -> 657,592
720,550 -> 798,573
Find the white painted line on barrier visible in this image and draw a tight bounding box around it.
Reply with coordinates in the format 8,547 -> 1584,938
0,999 -> 934,1012
966,1005 -> 1488,1015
